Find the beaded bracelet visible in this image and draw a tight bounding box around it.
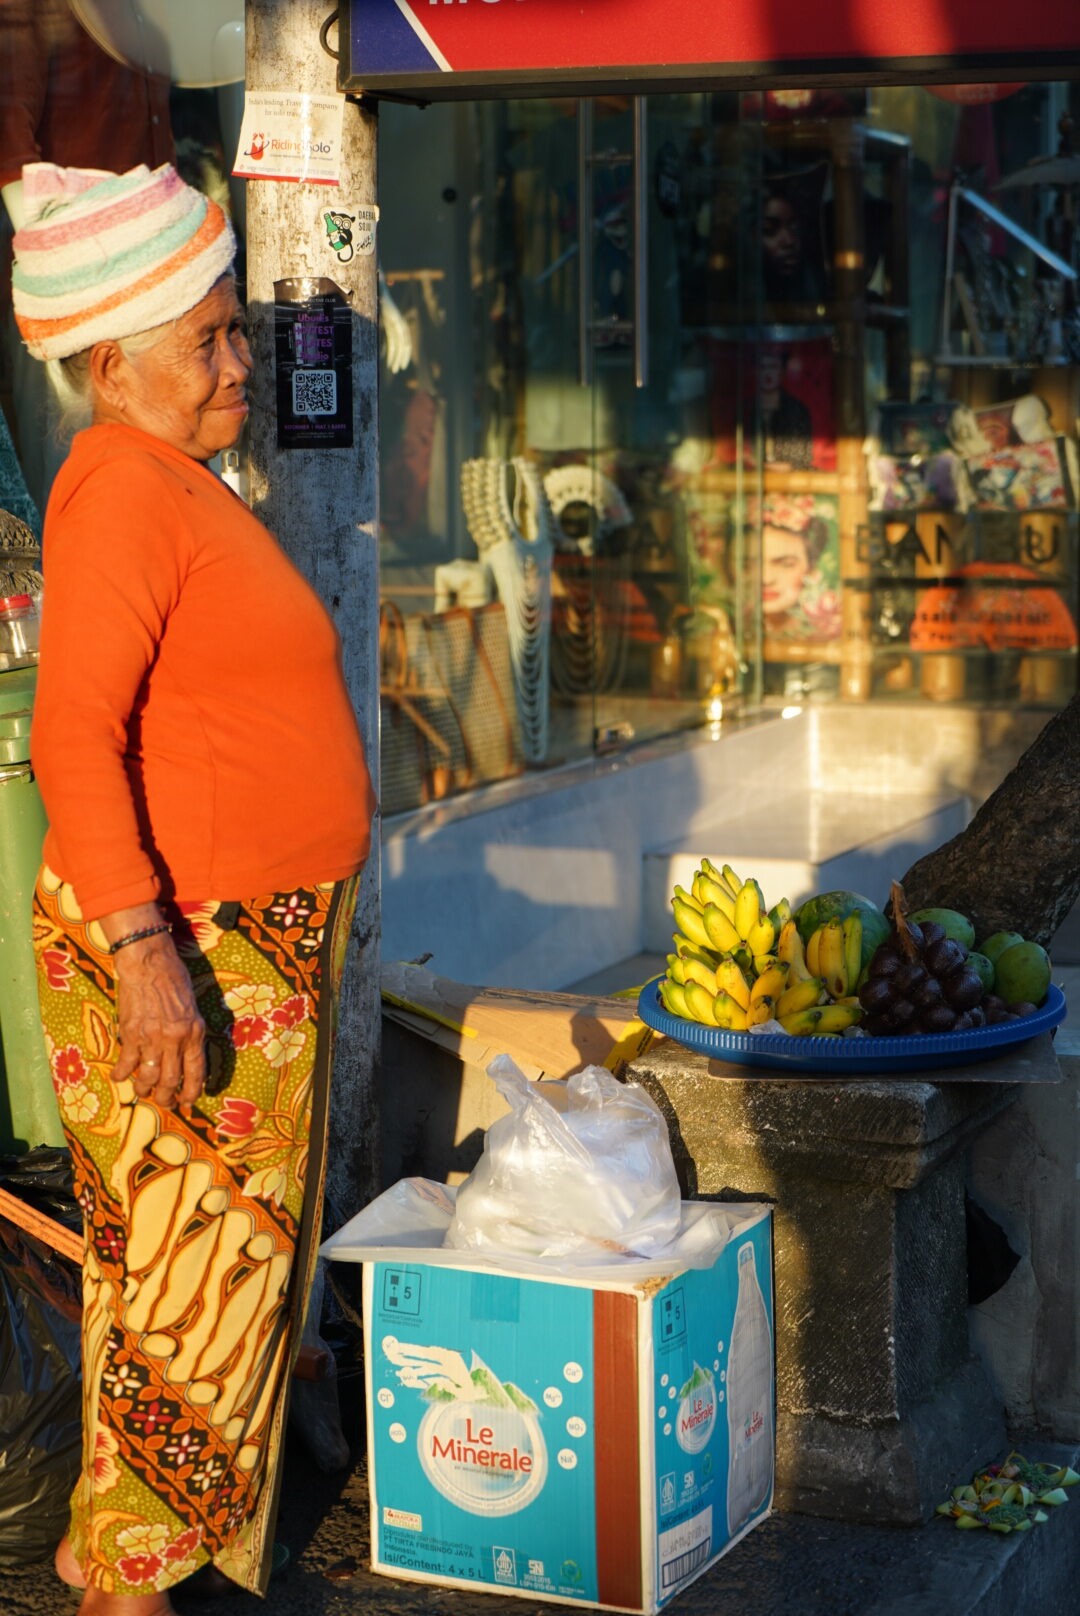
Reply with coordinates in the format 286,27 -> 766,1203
108,922 -> 173,955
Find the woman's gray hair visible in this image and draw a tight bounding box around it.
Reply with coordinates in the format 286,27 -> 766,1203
47,322 -> 177,433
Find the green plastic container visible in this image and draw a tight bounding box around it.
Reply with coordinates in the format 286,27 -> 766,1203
0,663 -> 61,1149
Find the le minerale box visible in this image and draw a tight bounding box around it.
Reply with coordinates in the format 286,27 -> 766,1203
361,1206 -> 773,1613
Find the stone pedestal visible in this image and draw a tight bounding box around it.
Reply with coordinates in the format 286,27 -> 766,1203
627,1044 -> 1028,1525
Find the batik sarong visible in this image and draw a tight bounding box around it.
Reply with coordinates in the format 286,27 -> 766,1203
32,867 -> 358,1598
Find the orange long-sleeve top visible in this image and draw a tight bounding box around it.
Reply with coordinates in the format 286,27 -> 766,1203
33,422 -> 376,921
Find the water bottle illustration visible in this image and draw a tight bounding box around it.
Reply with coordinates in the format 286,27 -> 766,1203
726,1241 -> 773,1535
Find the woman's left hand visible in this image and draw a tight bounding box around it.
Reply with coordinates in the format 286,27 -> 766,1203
110,932 -> 207,1110
101,905 -> 207,1110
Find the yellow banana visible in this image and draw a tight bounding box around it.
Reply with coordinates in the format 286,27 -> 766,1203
666,954 -> 686,984
701,857 -> 739,900
693,872 -> 737,921
722,863 -> 744,896
753,952 -> 780,977
715,958 -> 751,1011
818,919 -> 848,1000
711,990 -> 749,1031
842,912 -> 863,995
751,961 -> 789,1006
746,914 -> 777,958
781,1002 -> 862,1036
734,879 -> 764,942
776,975 -> 825,1019
777,920 -> 814,982
702,902 -> 741,954
684,980 -> 722,1025
673,935 -> 718,968
682,957 -> 720,995
747,996 -> 776,1026
659,978 -> 691,1018
673,895 -> 712,951
673,883 -> 704,913
805,925 -> 823,976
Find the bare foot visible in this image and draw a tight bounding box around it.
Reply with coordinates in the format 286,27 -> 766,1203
56,1534 -> 86,1589
77,1589 -> 174,1616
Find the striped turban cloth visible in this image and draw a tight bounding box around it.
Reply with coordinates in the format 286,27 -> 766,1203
11,162 -> 237,362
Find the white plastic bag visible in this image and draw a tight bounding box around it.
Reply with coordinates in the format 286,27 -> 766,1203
444,1056 -> 682,1261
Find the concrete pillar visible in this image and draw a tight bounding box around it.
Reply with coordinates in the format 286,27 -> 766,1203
967,1028 -> 1080,1440
628,1043 -> 1030,1524
244,1 -> 381,1216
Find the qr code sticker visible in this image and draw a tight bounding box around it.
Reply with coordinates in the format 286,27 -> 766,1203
293,369 -> 337,415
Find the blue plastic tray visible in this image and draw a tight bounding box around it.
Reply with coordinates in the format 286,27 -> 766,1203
636,978 -> 1067,1075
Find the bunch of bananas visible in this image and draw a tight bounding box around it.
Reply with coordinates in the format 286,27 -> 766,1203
660,860 -> 865,1038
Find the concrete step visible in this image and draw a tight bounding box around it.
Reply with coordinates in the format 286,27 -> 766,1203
643,789 -> 969,954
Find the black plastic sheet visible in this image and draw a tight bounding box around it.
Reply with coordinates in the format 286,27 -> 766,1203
0,1147 -> 82,1565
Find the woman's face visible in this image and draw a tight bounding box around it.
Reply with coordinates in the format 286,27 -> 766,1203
101,276 -> 251,461
762,197 -> 801,276
762,524 -> 811,616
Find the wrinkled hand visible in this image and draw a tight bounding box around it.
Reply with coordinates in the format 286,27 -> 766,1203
112,935 -> 206,1111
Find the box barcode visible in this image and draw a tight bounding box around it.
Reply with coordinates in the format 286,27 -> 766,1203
661,1536 -> 712,1588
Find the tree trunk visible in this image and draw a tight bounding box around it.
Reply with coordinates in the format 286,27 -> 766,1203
900,694 -> 1080,948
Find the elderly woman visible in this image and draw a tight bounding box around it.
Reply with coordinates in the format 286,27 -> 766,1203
11,162 -> 376,1614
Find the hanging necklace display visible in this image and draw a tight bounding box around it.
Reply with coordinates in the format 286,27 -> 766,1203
541,465 -> 633,700
460,457 -> 554,765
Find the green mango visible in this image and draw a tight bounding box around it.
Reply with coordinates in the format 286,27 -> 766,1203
993,941 -> 1051,1009
979,930 -> 1025,965
909,907 -> 976,950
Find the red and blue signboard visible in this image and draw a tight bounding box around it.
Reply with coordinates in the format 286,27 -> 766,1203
339,0 -> 1075,99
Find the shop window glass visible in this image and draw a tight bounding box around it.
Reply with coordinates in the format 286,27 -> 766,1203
377,80 -> 1078,817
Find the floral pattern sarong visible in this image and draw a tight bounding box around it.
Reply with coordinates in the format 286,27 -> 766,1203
32,867 -> 358,1598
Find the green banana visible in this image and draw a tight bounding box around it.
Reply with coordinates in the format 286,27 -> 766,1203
702,902 -> 741,954
684,980 -> 722,1026
769,898 -> 792,929
711,990 -> 749,1031
715,958 -> 751,1011
659,978 -> 691,1018
842,912 -> 863,996
672,935 -> 718,968
673,895 -> 712,951
818,919 -> 848,1000
776,975 -> 825,1019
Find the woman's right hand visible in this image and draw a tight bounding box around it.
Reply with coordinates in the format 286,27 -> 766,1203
110,931 -> 207,1111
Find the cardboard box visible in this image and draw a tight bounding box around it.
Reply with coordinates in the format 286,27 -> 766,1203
380,962 -> 658,1080
356,1206 -> 773,1612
